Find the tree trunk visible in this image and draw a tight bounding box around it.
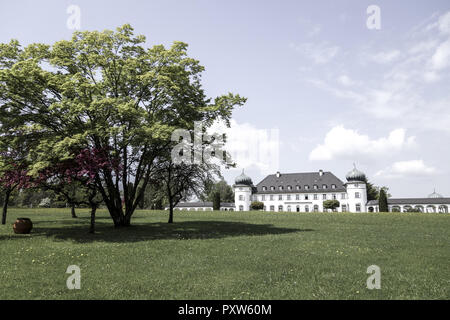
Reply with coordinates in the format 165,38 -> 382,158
71,204 -> 77,218
168,203 -> 174,224
2,188 -> 11,225
89,205 -> 97,234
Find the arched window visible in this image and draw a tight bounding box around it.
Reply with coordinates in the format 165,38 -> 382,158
239,205 -> 244,211
278,205 -> 283,212
313,205 -> 319,212
296,205 -> 300,212
305,205 -> 309,212
270,205 -> 275,211
287,205 -> 291,212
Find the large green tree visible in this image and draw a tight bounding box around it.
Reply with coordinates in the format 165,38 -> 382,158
0,25 -> 246,227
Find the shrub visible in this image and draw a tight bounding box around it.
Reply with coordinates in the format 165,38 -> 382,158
250,201 -> 264,211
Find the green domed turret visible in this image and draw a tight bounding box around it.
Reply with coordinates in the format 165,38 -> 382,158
346,164 -> 366,182
234,170 -> 253,186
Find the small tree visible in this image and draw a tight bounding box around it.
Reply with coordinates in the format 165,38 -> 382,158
379,189 -> 388,212
213,192 -> 221,211
323,200 -> 340,212
250,201 -> 264,211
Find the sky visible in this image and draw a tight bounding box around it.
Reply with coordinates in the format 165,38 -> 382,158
1,0 -> 449,198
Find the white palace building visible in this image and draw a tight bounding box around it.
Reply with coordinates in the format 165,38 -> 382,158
173,165 -> 450,213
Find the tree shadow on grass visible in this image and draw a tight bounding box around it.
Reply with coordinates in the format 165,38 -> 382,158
0,217 -> 313,243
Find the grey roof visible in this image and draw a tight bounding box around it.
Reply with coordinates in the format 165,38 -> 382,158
174,202 -> 234,208
255,171 -> 346,194
367,198 -> 450,206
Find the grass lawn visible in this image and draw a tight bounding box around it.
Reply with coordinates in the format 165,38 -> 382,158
0,208 -> 448,300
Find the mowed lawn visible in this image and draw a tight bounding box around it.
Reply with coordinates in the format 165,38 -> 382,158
0,208 -> 448,300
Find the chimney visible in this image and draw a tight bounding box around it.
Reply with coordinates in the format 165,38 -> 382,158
319,169 -> 323,176
276,171 -> 281,178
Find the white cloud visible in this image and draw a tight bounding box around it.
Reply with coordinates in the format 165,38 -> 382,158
370,50 -> 401,64
290,42 -> 340,64
431,40 -> 450,70
309,126 -> 416,161
337,75 -> 356,86
438,11 -> 450,34
306,11 -> 450,133
375,160 -> 436,178
208,119 -> 280,175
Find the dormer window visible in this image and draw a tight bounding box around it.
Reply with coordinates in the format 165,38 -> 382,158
304,185 -> 309,190
262,186 -> 267,191
270,186 -> 275,191
287,185 -> 292,190
322,184 -> 327,189
313,185 -> 318,189
296,185 -> 301,190
279,186 -> 283,190
331,184 -> 336,189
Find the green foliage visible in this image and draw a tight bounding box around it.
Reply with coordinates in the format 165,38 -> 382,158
0,25 -> 246,226
250,201 -> 264,211
379,189 -> 389,212
364,178 -> 390,201
323,200 -> 340,211
204,179 -> 234,203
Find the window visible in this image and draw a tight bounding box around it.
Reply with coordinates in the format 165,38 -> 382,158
263,206 -> 266,211
305,205 -> 309,213
270,186 -> 275,191
270,205 -> 275,211
342,204 -> 347,212
296,205 -> 300,212
278,195 -> 283,200
287,205 -> 291,212
279,186 -> 283,190
356,204 -> 361,212
355,192 -> 360,199
270,195 -> 274,201
322,184 -> 327,189
313,194 -> 318,200
278,205 -> 283,212
331,184 -> 336,189
332,194 -> 337,200
262,186 -> 267,191
296,185 -> 301,190
313,185 -> 318,190
296,194 -> 300,200
261,195 -> 265,201
322,194 -> 327,200
341,193 -> 346,200
287,185 -> 292,190
305,195 -> 309,200
239,195 -> 243,201
239,205 -> 244,211
314,205 -> 319,212
304,185 -> 309,190
287,195 -> 291,200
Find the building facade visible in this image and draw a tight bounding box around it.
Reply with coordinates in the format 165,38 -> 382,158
233,166 -> 450,213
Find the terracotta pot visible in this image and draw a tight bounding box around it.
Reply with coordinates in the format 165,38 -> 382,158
13,218 -> 33,234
